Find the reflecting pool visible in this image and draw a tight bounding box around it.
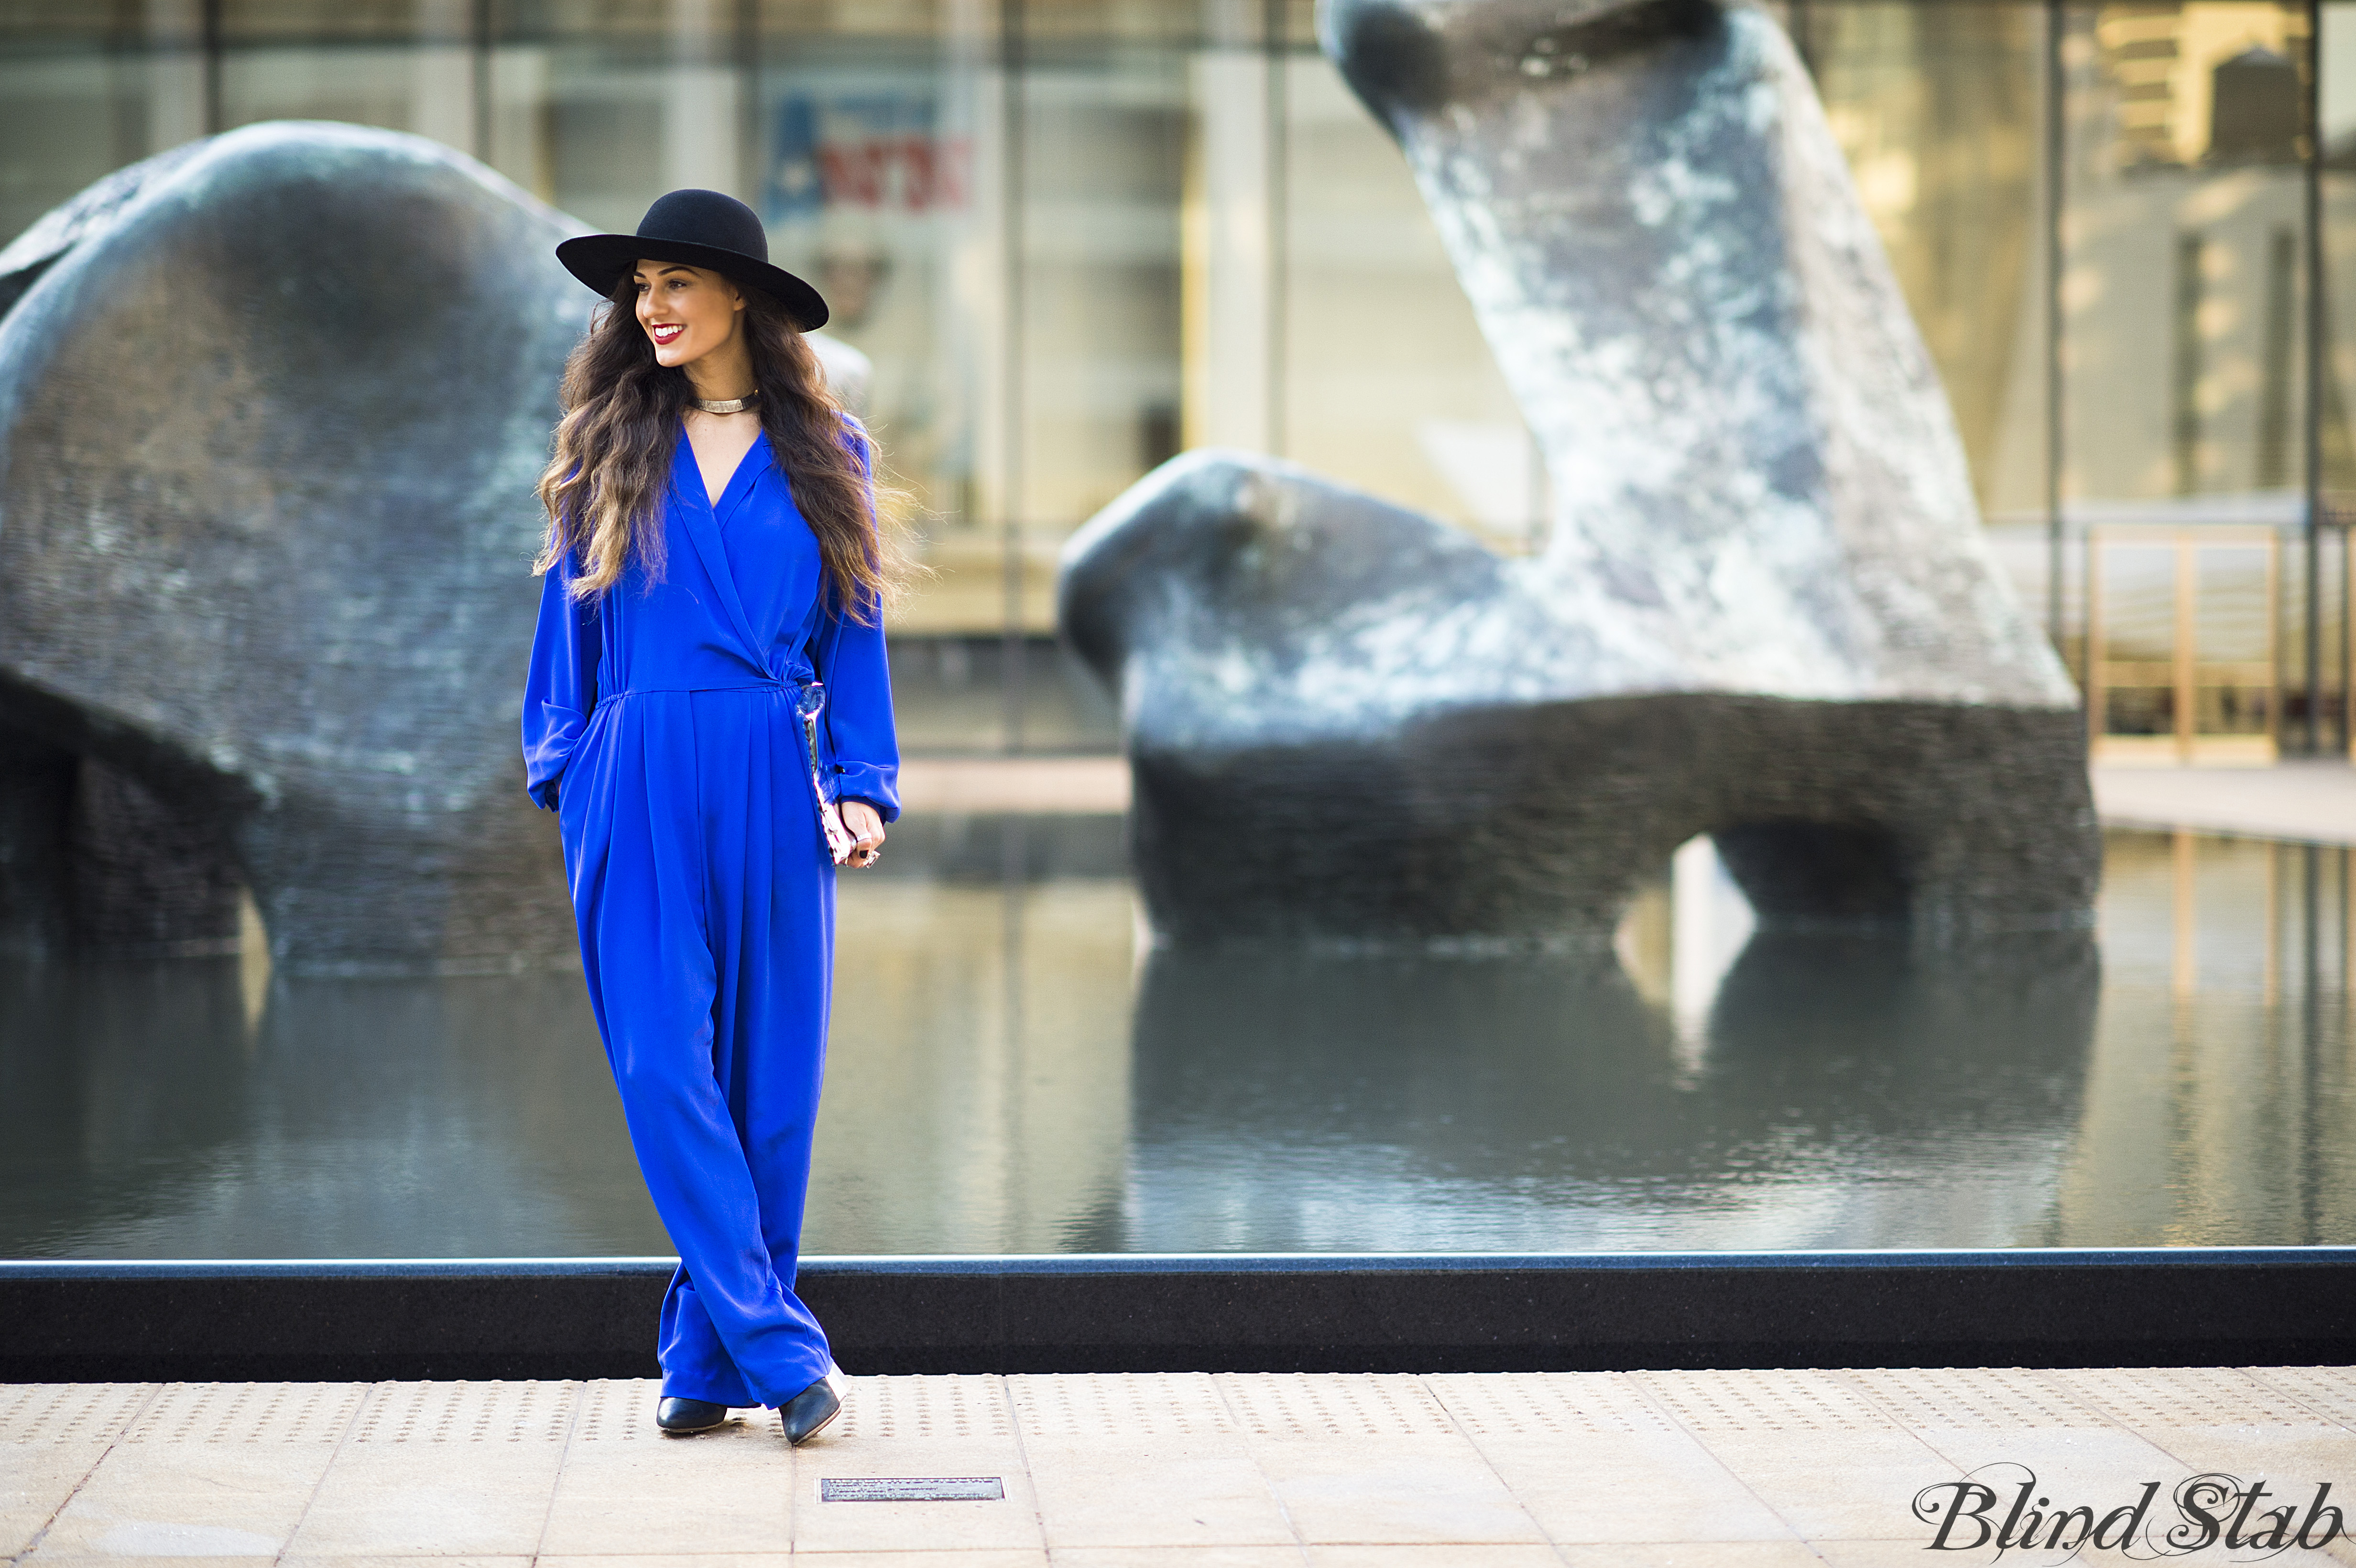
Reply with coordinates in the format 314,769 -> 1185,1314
1,823 -> 2349,1257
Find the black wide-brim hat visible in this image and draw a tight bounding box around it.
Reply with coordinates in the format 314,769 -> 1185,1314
556,188 -> 829,332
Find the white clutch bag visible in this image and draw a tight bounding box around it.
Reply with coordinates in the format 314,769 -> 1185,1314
793,678 -> 861,866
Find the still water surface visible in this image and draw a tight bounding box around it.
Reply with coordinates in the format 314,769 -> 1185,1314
2,822 -> 2349,1257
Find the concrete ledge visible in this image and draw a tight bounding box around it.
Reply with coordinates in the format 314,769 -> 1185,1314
4,1250 -> 2354,1381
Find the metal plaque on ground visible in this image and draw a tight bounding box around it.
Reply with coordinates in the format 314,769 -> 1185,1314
818,1477 -> 1005,1503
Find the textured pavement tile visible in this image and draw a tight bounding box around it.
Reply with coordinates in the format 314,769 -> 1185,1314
1554,1544 -> 1830,1568
1811,1540 -> 1996,1567
1676,1433 -> 1957,1545
280,1559 -> 531,1567
32,1494 -> 306,1559
0,1447 -> 115,1558
1453,1427 -> 1796,1545
2050,1365 -> 2356,1534
20,1382 -> 365,1561
0,1385 -> 158,1445
1010,1373 -> 1236,1445
1021,1440 -> 1295,1550
541,1380 -> 791,1556
1010,1371 -> 1290,1549
1885,1427 -> 2192,1535
0,1383 -> 162,1557
2117,1427 -> 2356,1493
1844,1367 -> 2119,1432
1301,1547 -> 1563,1567
283,1382 -> 575,1557
36,1442 -> 349,1552
283,1449 -> 569,1557
1850,1368 -> 2192,1531
1208,1374 -> 1543,1548
1638,1370 -> 1958,1542
1043,1550 -> 1302,1568
1213,1377 -> 1462,1447
122,1383 -> 368,1447
789,1554 -> 1047,1567
826,1374 -> 1017,1447
14,1557 -> 282,1568
2249,1367 -> 2356,1431
1428,1373 -> 1794,1545
2051,1366 -> 2338,1437
1243,1445 -> 1546,1547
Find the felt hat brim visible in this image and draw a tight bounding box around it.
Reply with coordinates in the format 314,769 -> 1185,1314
556,233 -> 830,333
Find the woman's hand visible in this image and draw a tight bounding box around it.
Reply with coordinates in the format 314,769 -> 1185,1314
840,800 -> 885,868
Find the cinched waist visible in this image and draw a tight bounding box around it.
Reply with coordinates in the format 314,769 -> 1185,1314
599,684 -> 795,699
594,676 -> 817,708
587,672 -> 844,828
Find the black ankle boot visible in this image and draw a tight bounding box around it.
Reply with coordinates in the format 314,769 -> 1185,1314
656,1396 -> 730,1435
780,1377 -> 840,1446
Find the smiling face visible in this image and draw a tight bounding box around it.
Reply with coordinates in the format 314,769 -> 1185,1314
632,259 -> 745,369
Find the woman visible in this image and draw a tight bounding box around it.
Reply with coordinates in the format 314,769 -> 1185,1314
522,188 -> 899,1444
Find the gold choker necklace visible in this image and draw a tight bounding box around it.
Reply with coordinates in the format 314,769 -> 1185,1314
695,391 -> 758,414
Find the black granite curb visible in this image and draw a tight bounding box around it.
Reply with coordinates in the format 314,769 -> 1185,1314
3,1250 -> 2350,1382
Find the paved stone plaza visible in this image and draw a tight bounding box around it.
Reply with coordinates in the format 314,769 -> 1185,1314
8,1369 -> 2356,1564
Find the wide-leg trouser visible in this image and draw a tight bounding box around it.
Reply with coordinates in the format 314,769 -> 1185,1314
559,686 -> 835,1407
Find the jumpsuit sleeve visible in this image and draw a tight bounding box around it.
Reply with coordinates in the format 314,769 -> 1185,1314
814,421 -> 901,823
521,546 -> 602,811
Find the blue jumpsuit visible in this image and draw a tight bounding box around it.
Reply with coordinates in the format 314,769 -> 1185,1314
520,427 -> 899,1408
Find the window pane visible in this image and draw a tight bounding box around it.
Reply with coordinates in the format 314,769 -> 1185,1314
1017,47 -> 1185,537
2062,1 -> 2311,508
2319,0 -> 2356,498
1800,1 -> 2045,521
1277,51 -> 1535,550
0,8 -> 188,246
220,0 -> 475,148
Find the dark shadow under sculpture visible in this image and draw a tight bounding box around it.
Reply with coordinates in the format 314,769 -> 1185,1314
0,123 -> 862,972
1059,0 -> 2098,948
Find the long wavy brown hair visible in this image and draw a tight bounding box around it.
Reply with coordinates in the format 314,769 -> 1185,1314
534,276 -> 906,621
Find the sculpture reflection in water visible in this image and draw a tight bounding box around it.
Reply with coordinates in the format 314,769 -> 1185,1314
1126,929 -> 2101,1251
5,828 -> 2354,1257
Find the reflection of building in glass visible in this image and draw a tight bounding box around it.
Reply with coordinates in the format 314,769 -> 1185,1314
0,0 -> 2344,753
2066,3 -> 2310,506
1795,3 -> 2043,519
2053,5 -> 2327,755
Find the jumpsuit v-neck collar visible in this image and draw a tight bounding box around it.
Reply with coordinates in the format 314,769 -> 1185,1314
669,429 -> 772,677
702,422 -> 768,528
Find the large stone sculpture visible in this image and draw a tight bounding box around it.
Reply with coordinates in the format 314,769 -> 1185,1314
0,124 -> 582,972
1059,0 -> 2097,948
0,123 -> 864,971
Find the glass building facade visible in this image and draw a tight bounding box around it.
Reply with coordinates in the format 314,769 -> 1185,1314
0,0 -> 2345,756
